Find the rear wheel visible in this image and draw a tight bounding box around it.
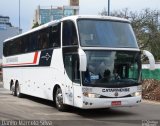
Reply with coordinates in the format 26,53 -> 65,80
55,87 -> 67,111
10,81 -> 16,96
15,82 -> 23,98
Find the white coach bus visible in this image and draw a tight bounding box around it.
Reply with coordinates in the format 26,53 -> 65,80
2,15 -> 154,111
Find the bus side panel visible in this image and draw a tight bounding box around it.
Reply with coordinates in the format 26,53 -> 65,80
3,68 -> 23,90
3,68 -> 15,90
50,48 -> 65,100
20,67 -> 54,100
20,48 -> 65,101
73,85 -> 83,108
2,52 -> 38,90
2,48 -> 65,101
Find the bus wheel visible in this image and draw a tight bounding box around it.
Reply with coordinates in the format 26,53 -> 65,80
15,82 -> 23,98
55,87 -> 66,111
10,81 -> 16,96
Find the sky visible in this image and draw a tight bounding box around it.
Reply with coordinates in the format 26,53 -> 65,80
0,0 -> 160,32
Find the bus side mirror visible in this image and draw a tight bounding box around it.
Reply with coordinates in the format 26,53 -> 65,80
78,49 -> 87,71
143,50 -> 155,70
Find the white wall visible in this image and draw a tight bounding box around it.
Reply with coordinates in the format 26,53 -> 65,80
142,64 -> 160,69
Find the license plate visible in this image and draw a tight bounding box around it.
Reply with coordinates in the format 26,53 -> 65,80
111,101 -> 121,106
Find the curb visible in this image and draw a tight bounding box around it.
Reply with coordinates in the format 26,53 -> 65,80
142,100 -> 160,105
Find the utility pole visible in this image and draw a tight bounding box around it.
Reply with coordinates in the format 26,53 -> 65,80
19,0 -> 21,34
108,0 -> 110,16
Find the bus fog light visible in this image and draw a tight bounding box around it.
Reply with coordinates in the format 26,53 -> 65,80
131,92 -> 141,97
83,93 -> 101,98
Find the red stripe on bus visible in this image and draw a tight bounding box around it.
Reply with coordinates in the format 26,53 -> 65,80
2,52 -> 39,67
33,51 -> 38,64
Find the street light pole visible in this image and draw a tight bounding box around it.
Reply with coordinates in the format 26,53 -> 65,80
108,0 -> 110,16
19,0 -> 21,33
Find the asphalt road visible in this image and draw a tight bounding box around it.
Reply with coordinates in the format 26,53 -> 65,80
0,82 -> 160,126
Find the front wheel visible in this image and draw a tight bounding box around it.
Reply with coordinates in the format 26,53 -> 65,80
15,82 -> 23,98
55,87 -> 67,111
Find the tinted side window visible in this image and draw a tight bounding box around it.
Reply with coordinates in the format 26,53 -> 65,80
64,54 -> 80,83
8,39 -> 21,56
3,41 -> 9,56
14,38 -> 22,55
21,35 -> 29,53
49,23 -> 61,48
38,29 -> 49,50
30,32 -> 38,52
63,20 -> 78,46
3,23 -> 61,57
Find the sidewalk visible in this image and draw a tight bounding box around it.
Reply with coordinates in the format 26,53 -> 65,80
0,81 -> 3,88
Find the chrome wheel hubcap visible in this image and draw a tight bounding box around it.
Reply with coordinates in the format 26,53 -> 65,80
56,88 -> 63,108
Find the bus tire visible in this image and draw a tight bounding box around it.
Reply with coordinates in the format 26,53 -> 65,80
55,87 -> 67,111
15,81 -> 23,98
10,80 -> 16,96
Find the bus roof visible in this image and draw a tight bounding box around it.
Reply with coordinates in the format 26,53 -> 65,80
4,15 -> 130,42
62,15 -> 130,22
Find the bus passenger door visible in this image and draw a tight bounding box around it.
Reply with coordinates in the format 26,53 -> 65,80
64,54 -> 74,106
72,54 -> 82,108
62,20 -> 81,106
64,54 -> 81,107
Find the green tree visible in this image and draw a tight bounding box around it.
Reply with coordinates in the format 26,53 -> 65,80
32,22 -> 40,29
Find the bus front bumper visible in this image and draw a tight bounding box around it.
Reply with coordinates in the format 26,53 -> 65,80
81,96 -> 141,109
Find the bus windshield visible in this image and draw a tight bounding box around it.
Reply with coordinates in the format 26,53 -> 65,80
78,19 -> 138,48
82,51 -> 141,87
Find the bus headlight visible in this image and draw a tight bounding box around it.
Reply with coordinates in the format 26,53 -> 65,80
131,91 -> 142,97
83,92 -> 101,98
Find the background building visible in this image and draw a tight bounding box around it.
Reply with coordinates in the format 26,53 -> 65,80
0,15 -> 21,60
33,0 -> 79,25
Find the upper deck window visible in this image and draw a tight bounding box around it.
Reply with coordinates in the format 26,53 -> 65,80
62,20 -> 78,46
78,19 -> 138,48
3,23 -> 61,57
